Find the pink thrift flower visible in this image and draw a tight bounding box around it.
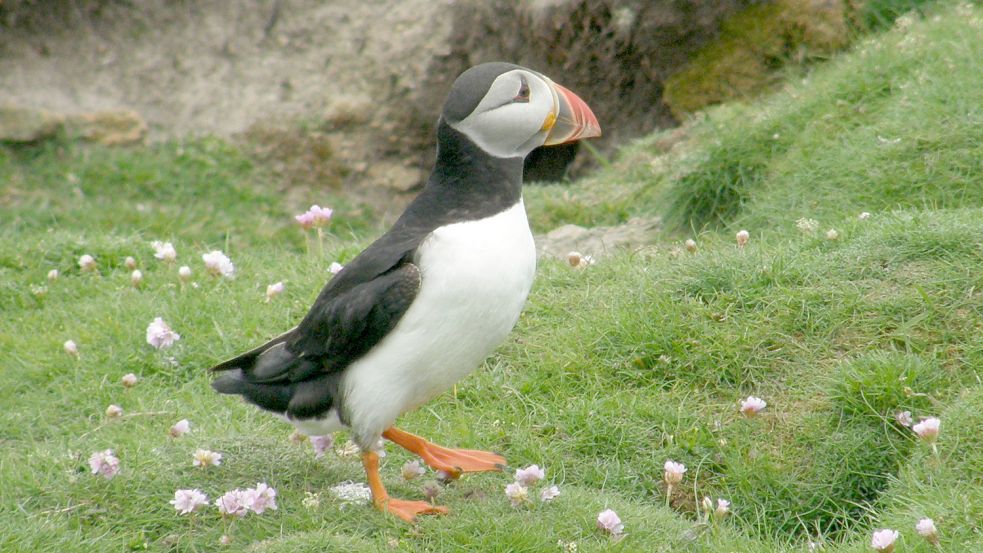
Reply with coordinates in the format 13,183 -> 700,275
540,485 -> 561,502
121,373 -> 138,388
401,459 -> 426,481
63,340 -> 79,357
192,448 -> 222,468
130,269 -> 143,287
178,265 -> 192,283
48,269 -> 59,281
105,404 -> 123,418
169,419 -> 191,438
329,261 -> 344,274
596,508 -> 624,536
79,254 -> 96,272
295,205 -> 333,229
916,518 -> 939,544
895,411 -> 913,427
124,256 -> 137,270
146,317 -> 180,349
663,460 -> 686,485
265,282 -> 285,302
913,417 -> 940,443
245,483 -> 278,514
504,482 -> 528,507
514,464 -> 546,486
170,488 -> 208,514
215,490 -> 248,517
736,230 -> 750,248
740,396 -> 767,417
152,241 -> 177,263
684,239 -> 697,253
88,449 -> 121,479
202,250 -> 235,278
715,498 -> 731,517
310,434 -> 334,458
871,529 -> 899,552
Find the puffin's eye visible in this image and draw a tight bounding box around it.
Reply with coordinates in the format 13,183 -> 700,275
514,77 -> 530,103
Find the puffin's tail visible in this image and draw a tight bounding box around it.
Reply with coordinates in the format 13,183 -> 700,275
208,328 -> 303,412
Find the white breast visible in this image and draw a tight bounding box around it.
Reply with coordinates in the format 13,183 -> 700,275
339,199 -> 536,446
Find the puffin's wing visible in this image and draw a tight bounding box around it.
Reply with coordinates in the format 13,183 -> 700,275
289,260 -> 422,374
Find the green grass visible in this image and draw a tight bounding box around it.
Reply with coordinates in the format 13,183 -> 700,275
525,1 -> 983,235
3,2 -> 983,551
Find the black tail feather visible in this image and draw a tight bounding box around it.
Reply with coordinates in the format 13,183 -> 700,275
208,327 -> 296,373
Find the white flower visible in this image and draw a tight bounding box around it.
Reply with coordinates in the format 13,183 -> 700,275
514,464 -> 546,486
79,254 -> 96,272
302,491 -> 321,510
596,508 -> 624,536
913,417 -> 940,443
169,419 -> 191,437
895,411 -> 913,427
130,269 -> 143,287
63,340 -> 79,357
684,239 -> 697,253
859,211 -> 871,220
105,404 -> 123,418
152,241 -> 177,263
146,317 -> 180,349
192,448 -> 222,468
124,256 -> 137,270
740,396 -> 767,417
736,230 -> 750,248
701,496 -> 713,512
48,269 -> 60,281
401,459 -> 426,481
202,250 -> 235,278
871,529 -> 899,552
504,482 -> 528,507
265,282 -> 285,302
121,373 -> 138,388
329,261 -> 344,274
663,460 -> 686,485
825,229 -> 839,240
328,481 -> 372,504
796,218 -> 820,234
540,485 -> 560,502
916,518 -> 939,544
170,488 -> 208,514
178,265 -> 192,283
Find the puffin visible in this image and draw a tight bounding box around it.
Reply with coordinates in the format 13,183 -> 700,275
209,62 -> 601,522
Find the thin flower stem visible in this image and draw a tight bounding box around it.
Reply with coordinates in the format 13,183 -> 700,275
317,228 -> 324,257
665,484 -> 672,508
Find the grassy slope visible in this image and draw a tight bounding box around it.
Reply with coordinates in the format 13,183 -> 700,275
3,3 -> 983,552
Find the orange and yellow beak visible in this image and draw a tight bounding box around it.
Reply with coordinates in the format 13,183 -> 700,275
542,80 -> 602,146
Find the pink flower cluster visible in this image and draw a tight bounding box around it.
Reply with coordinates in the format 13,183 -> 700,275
215,483 -> 278,517
295,205 -> 333,230
504,464 -> 560,507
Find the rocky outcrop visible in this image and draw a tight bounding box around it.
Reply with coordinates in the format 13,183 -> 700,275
0,105 -> 146,144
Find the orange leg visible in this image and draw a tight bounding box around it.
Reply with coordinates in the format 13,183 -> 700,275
362,450 -> 448,523
382,427 -> 507,480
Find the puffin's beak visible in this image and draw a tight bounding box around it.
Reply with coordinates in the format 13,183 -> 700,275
542,81 -> 601,146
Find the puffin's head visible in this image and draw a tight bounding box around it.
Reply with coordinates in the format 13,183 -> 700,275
441,62 -> 601,159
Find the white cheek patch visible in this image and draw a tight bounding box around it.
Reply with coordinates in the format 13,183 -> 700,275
450,70 -> 556,159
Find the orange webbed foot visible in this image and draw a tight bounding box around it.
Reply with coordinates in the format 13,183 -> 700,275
383,427 -> 506,479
